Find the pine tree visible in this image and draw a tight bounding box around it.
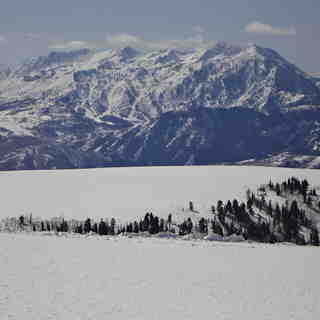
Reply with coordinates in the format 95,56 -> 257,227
84,218 -> 91,234
19,215 -> 25,226
266,200 -> 273,216
110,218 -> 116,235
150,216 -> 160,234
98,219 -> 107,235
198,218 -> 207,234
246,198 -> 253,210
159,218 -> 165,232
61,219 -> 69,232
167,214 -> 172,232
225,200 -> 232,214
77,224 -> 83,234
126,223 -> 133,233
92,223 -> 98,234
310,228 -> 320,246
133,221 -> 139,233
143,213 -> 150,232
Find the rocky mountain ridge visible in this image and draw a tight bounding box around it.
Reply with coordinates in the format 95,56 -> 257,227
1,42 -> 320,170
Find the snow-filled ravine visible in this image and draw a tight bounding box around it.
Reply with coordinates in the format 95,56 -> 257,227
0,232 -> 319,320
1,165 -> 320,222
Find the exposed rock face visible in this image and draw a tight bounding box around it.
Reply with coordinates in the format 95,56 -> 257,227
0,43 -> 320,170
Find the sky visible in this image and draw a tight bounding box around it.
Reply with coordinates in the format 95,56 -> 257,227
0,0 -> 319,73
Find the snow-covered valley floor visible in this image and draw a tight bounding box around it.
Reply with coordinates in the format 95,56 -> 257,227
0,232 -> 319,320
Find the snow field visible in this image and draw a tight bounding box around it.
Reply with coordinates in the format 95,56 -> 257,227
0,233 -> 319,320
1,165 -> 320,222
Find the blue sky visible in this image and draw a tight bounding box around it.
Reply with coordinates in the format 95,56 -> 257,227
0,0 -> 319,73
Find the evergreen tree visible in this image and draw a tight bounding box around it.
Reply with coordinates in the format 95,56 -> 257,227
133,221 -> 139,233
61,219 -> 69,232
246,198 -> 253,210
110,218 -> 116,235
74,224 -> 82,234
198,218 -> 207,234
143,213 -> 150,232
266,200 -> 273,216
84,218 -> 91,234
159,218 -> 165,232
211,220 -> 223,236
232,199 -> 239,215
310,228 -> 320,246
167,214 -> 172,232
126,223 -> 133,233
150,216 -> 159,234
225,200 -> 232,214
98,219 -> 107,235
19,215 -> 25,226
187,218 -> 193,234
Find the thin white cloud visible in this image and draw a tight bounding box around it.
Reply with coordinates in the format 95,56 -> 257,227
105,33 -> 141,47
49,40 -> 91,50
245,21 -> 296,36
149,34 -> 212,50
151,26 -> 211,50
105,31 -> 213,51
0,35 -> 8,44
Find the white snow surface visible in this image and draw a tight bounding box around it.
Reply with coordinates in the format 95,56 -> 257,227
1,165 -> 320,222
0,232 -> 319,320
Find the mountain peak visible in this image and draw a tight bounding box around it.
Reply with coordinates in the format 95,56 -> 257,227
16,48 -> 92,75
117,46 -> 140,60
200,41 -> 242,61
244,43 -> 287,61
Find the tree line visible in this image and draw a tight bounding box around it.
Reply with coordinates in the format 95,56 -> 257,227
1,177 -> 319,246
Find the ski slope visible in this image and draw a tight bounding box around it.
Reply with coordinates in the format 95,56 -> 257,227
1,165 -> 320,221
0,232 -> 319,320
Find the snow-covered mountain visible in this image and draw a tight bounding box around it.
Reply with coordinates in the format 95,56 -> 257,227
1,43 -> 320,170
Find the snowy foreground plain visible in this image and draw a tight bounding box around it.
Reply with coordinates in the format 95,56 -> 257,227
1,232 -> 319,320
1,165 -> 320,221
1,165 -> 320,319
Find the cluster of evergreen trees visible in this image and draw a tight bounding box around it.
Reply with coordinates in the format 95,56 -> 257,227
16,215 -> 118,236
248,177 -> 320,245
2,177 -> 319,246
268,177 -> 318,205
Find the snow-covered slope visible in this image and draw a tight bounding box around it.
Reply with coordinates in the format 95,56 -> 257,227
1,165 -> 320,221
1,232 -> 319,320
1,43 -> 320,170
238,152 -> 320,169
